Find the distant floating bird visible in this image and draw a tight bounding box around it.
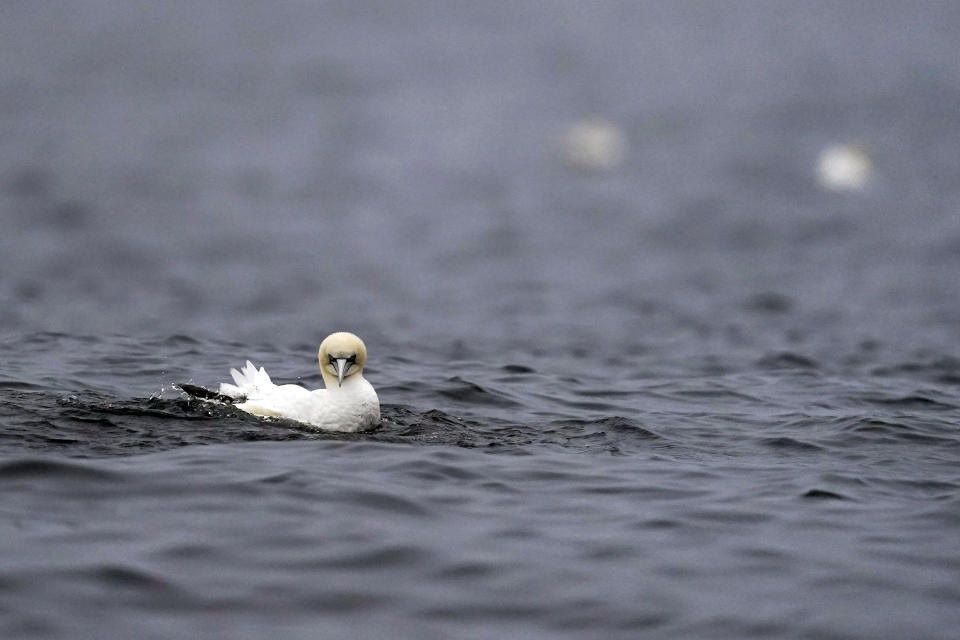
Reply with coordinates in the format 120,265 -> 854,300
561,117 -> 627,170
178,332 -> 380,432
816,143 -> 872,191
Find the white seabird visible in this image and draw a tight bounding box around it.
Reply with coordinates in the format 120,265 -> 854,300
561,117 -> 627,171
816,143 -> 872,192
180,332 -> 380,432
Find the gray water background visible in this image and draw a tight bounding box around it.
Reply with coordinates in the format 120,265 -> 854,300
2,2 -> 960,638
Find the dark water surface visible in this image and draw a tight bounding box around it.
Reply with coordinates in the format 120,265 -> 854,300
3,2 -> 960,638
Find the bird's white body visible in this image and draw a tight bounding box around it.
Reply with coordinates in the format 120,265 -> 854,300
218,360 -> 380,432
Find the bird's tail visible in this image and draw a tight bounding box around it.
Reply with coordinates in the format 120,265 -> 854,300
219,360 -> 273,398
177,383 -> 238,403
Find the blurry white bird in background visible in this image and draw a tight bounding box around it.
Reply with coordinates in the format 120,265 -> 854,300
561,117 -> 627,171
816,142 -> 873,192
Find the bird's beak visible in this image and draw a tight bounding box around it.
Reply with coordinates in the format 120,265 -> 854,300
335,358 -> 351,387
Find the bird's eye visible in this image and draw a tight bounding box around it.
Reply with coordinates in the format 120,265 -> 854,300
328,355 -> 336,365
347,355 -> 357,364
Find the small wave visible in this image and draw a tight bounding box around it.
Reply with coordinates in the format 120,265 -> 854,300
432,561 -> 496,580
500,364 -> 535,374
759,437 -> 824,452
436,377 -> 522,408
743,291 -> 794,314
296,590 -> 392,613
815,417 -> 960,450
382,459 -> 482,482
872,356 -> 960,385
0,458 -> 120,482
92,564 -> 179,592
306,545 -> 431,570
860,394 -> 957,410
329,488 -> 434,518
0,381 -> 46,391
839,419 -> 958,446
755,352 -> 819,370
157,334 -> 202,347
547,416 -> 660,439
802,488 -> 849,500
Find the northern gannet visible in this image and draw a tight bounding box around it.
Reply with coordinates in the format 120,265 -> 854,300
561,117 -> 627,171
816,143 -> 872,191
179,332 -> 380,432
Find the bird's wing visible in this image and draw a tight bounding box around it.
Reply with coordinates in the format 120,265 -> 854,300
235,383 -> 313,420
219,360 -> 275,399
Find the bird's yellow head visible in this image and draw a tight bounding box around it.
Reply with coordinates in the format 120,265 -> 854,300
318,332 -> 368,388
